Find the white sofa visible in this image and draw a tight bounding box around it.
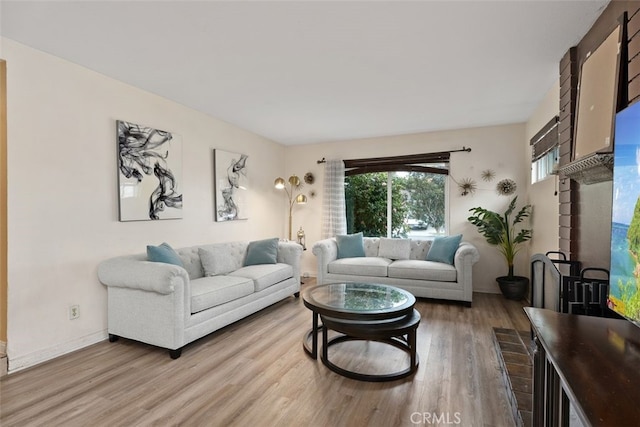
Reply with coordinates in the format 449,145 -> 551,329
312,237 -> 479,306
98,240 -> 302,358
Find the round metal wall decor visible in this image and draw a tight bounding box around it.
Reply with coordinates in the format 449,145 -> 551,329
496,179 -> 517,195
304,172 -> 315,185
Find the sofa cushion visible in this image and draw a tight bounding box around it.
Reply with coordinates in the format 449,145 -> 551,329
388,260 -> 457,282
244,237 -> 279,266
328,257 -> 391,277
190,275 -> 254,313
147,242 -> 184,267
378,238 -> 410,260
230,263 -> 293,292
425,234 -> 462,265
336,232 -> 365,258
199,247 -> 237,276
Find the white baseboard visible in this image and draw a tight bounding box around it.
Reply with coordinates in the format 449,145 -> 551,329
8,330 -> 106,374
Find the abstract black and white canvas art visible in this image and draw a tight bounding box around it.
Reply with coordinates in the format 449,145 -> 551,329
117,120 -> 183,221
214,149 -> 248,221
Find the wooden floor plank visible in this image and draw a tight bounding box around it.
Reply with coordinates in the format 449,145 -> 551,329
1,283 -> 528,426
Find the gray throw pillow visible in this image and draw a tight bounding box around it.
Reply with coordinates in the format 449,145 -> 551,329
378,238 -> 410,260
199,247 -> 236,276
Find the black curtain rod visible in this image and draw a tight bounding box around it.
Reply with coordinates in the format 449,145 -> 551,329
316,147 -> 471,164
450,146 -> 472,153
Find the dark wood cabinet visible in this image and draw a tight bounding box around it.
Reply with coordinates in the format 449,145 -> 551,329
525,307 -> 640,426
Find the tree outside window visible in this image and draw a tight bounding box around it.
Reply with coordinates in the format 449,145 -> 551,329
345,170 -> 446,238
405,172 -> 446,235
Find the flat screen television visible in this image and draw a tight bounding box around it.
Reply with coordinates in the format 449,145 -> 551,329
608,100 -> 640,327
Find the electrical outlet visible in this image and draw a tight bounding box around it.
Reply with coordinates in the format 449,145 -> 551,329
69,305 -> 79,320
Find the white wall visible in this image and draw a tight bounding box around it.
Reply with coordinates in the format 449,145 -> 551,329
4,39 -> 287,372
286,123 -> 529,293
525,81 -> 560,258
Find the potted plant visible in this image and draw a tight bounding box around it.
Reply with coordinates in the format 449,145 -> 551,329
467,196 -> 533,300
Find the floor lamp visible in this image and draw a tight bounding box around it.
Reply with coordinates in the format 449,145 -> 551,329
274,175 -> 307,240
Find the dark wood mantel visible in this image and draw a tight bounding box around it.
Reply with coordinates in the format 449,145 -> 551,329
525,307 -> 640,426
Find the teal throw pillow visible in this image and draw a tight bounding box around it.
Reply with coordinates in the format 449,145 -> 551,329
336,232 -> 365,259
425,234 -> 462,265
147,242 -> 184,267
244,238 -> 279,266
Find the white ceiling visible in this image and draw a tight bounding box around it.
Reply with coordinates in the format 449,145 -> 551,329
0,0 -> 609,145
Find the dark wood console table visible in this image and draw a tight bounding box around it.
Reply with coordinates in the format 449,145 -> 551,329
525,307 -> 640,426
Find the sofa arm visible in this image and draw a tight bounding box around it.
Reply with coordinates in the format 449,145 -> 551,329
454,242 -> 480,302
454,242 -> 480,265
312,238 -> 338,284
277,241 -> 304,281
98,256 -> 189,295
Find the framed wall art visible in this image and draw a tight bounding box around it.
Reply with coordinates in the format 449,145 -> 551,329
214,149 -> 248,221
117,120 -> 183,221
573,23 -> 622,161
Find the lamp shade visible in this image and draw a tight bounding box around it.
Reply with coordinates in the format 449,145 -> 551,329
295,194 -> 307,204
288,175 -> 301,187
274,177 -> 285,189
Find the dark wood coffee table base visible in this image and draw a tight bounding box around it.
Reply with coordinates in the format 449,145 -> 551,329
302,283 -> 420,382
318,309 -> 421,382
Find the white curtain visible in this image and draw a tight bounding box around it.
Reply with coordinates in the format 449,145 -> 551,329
321,159 -> 347,238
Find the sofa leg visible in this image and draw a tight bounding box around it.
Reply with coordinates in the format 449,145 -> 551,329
108,334 -> 119,343
464,301 -> 472,308
294,292 -> 300,298
169,348 -> 182,359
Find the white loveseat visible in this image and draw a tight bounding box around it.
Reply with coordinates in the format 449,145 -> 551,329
98,240 -> 302,358
312,236 -> 479,306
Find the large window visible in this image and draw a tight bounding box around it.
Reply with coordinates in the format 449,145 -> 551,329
345,166 -> 448,238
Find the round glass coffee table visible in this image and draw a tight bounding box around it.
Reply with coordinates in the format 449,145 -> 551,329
302,282 -> 420,382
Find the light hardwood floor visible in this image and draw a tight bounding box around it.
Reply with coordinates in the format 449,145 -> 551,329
1,281 -> 529,427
